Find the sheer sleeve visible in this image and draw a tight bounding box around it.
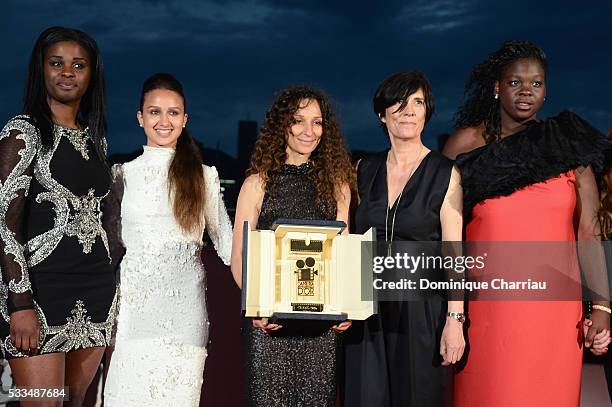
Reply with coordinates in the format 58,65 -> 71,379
0,117 -> 38,314
575,166 -> 610,302
102,164 -> 126,274
203,165 -> 232,266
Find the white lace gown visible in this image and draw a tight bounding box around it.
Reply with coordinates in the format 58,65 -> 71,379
104,146 -> 232,406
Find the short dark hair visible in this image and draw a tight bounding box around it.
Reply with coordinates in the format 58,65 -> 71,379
373,71 -> 435,133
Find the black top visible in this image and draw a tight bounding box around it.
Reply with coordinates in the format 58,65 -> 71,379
257,162 -> 336,229
456,111 -> 611,219
355,150 -> 453,242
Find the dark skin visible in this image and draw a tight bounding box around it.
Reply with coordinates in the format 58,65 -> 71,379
11,41 -> 92,356
442,58 -> 546,159
495,58 -> 546,137
9,40 -> 106,406
443,58 -> 610,352
441,124 -> 485,160
43,41 -> 92,128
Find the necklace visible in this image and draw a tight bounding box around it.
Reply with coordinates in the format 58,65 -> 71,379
385,145 -> 424,257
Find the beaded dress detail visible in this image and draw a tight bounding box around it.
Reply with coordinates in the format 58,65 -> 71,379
244,162 -> 339,407
103,146 -> 232,407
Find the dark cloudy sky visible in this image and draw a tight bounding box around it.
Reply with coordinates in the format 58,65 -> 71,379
1,0 -> 610,157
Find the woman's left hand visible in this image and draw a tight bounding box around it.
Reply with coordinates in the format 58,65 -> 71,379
583,311 -> 611,355
331,320 -> 352,333
440,317 -> 465,366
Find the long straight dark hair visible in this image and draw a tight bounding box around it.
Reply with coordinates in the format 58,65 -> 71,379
140,73 -> 205,234
23,26 -> 108,162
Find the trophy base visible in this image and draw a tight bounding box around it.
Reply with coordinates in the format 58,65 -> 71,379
270,311 -> 348,322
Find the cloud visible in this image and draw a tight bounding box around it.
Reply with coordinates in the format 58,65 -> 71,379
1,0 -> 610,156
394,0 -> 479,33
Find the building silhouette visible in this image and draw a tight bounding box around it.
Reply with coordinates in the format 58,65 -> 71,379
236,120 -> 258,180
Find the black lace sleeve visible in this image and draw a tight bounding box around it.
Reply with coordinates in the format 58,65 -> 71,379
457,111 -> 612,219
102,164 -> 125,274
0,117 -> 38,314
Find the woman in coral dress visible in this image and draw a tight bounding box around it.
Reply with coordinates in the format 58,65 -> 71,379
444,40 -> 611,407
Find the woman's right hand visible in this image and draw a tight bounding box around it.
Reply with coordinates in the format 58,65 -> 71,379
583,316 -> 611,355
10,309 -> 40,355
252,317 -> 282,332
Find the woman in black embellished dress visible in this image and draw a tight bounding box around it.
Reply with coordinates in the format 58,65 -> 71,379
0,27 -> 116,405
231,86 -> 355,406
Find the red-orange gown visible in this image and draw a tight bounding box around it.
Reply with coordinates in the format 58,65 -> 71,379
453,173 -> 583,407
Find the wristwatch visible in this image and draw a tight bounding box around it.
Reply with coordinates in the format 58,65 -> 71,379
447,312 -> 466,323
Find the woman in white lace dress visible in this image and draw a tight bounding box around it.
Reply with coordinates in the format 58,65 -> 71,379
103,73 -> 232,406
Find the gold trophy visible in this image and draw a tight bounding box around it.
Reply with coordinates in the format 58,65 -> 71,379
242,219 -> 376,321
291,241 -> 323,311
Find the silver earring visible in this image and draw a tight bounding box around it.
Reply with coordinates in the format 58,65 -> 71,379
494,94 -> 499,100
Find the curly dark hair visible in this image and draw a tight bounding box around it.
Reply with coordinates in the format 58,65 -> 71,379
454,40 -> 547,143
599,171 -> 612,239
247,86 -> 355,212
599,127 -> 612,239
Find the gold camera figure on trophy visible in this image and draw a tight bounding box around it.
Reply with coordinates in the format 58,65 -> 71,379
242,219 -> 375,321
291,240 -> 323,312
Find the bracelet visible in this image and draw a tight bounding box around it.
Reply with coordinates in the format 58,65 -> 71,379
592,305 -> 612,314
447,312 -> 466,323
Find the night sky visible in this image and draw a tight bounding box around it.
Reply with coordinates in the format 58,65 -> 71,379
2,0 -> 611,157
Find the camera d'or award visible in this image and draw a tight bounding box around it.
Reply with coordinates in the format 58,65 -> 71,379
241,218 -> 376,322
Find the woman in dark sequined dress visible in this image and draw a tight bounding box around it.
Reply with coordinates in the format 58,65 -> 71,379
231,86 -> 355,406
0,27 -> 116,406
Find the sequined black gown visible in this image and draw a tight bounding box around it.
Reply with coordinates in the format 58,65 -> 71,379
0,115 -> 117,358
243,162 -> 339,407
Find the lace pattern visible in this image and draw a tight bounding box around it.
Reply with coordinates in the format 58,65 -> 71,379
0,117 -> 37,297
103,147 -> 232,406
